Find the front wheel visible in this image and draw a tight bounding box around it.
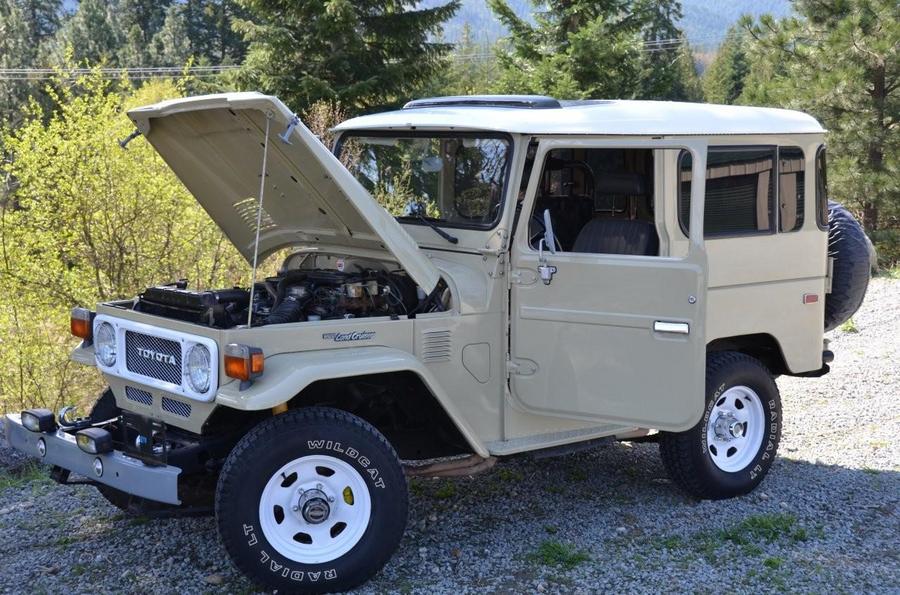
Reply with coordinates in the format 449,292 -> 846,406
660,352 -> 782,500
215,407 -> 407,594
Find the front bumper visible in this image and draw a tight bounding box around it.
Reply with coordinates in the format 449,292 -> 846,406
3,413 -> 182,505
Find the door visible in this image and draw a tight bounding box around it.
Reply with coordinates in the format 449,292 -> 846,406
509,139 -> 708,431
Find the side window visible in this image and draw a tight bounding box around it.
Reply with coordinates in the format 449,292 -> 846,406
778,147 -> 805,232
679,148 -> 776,237
529,148 -> 660,256
816,146 -> 828,230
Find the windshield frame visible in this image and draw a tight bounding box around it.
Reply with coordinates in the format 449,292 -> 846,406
334,129 -> 515,232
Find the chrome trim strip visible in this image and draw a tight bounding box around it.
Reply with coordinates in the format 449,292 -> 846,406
654,321 -> 690,335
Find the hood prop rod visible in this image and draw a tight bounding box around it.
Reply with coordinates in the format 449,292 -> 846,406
247,111 -> 274,327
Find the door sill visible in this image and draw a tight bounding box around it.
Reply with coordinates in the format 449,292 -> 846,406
486,423 -> 635,456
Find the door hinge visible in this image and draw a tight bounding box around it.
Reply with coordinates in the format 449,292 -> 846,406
509,268 -> 537,285
506,358 -> 537,376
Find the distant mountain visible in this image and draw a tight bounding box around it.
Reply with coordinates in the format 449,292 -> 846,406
424,0 -> 793,49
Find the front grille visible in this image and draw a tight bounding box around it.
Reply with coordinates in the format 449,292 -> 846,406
124,386 -> 153,407
125,331 -> 182,385
161,396 -> 192,418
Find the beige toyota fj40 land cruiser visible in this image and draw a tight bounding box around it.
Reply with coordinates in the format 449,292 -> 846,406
4,93 -> 871,593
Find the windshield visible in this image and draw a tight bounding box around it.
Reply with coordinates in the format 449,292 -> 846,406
339,133 -> 511,229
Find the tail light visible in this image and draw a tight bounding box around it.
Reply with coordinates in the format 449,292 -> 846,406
70,307 -> 95,341
224,343 -> 264,387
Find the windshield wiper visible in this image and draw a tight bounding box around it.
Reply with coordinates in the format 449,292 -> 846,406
416,214 -> 459,244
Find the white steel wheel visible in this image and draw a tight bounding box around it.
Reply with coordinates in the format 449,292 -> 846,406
705,385 -> 766,472
258,454 -> 372,564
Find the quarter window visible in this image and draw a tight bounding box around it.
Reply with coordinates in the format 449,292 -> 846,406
816,146 -> 829,230
679,148 -> 776,236
778,147 -> 805,232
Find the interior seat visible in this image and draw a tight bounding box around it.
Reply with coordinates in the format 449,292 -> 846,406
571,218 -> 659,255
571,172 -> 659,256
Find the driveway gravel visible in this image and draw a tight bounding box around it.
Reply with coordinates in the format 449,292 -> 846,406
1,278 -> 898,594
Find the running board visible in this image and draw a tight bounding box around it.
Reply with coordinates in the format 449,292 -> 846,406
529,437 -> 614,460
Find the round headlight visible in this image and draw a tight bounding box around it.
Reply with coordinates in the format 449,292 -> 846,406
95,322 -> 116,367
186,344 -> 211,393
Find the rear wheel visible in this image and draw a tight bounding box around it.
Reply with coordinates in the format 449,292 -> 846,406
660,352 -> 781,499
216,407 -> 407,594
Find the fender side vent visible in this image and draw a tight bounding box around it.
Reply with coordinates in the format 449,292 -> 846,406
421,329 -> 452,363
161,396 -> 192,418
125,386 -> 153,407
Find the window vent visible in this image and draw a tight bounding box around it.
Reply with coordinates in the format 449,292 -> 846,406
421,329 -> 452,363
161,396 -> 192,418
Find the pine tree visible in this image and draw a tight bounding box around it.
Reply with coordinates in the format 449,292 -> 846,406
738,1 -> 899,232
54,0 -> 121,65
424,23 -> 498,97
150,4 -> 192,66
0,0 -> 64,123
488,0 -> 644,99
20,0 -> 62,47
637,0 -> 699,100
702,27 -> 749,104
232,0 -> 460,114
116,0 -> 172,66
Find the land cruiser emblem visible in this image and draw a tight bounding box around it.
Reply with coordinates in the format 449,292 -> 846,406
322,331 -> 375,342
136,347 -> 177,365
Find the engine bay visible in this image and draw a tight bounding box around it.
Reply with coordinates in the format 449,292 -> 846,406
133,261 -> 445,329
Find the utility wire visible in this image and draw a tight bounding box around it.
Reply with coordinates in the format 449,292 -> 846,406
0,65 -> 240,81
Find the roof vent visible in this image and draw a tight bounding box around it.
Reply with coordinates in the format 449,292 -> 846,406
403,95 -> 561,110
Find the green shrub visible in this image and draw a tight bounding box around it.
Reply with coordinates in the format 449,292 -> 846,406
869,229 -> 900,269
0,68 -> 245,412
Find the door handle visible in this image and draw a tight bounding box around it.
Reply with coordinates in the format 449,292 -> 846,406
654,321 -> 690,335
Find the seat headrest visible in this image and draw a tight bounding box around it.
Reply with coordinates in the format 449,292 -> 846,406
600,173 -> 647,195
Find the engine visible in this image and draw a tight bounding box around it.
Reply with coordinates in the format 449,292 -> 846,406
134,268 -> 423,329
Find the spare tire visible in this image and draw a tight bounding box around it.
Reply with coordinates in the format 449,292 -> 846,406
824,201 -> 870,331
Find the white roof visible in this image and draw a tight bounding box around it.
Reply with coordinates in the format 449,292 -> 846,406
335,99 -> 825,136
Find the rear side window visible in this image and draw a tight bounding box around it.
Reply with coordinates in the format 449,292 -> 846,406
816,146 -> 828,230
778,147 -> 805,232
679,148 -> 776,236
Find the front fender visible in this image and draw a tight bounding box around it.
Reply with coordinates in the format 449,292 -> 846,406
215,346 -> 489,457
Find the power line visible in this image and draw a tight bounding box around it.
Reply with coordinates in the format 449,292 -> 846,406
0,65 -> 240,81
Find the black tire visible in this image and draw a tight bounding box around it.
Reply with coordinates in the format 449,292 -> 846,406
215,407 -> 407,594
825,201 -> 870,331
659,352 -> 781,500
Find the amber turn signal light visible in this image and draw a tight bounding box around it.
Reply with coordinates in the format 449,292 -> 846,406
70,307 -> 95,340
224,343 -> 264,384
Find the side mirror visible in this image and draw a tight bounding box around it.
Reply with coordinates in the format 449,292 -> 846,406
542,209 -> 557,254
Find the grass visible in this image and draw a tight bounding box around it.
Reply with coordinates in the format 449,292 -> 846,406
0,462 -> 49,490
764,557 -> 784,570
839,317 -> 859,333
528,540 -> 590,570
720,513 -> 808,545
496,468 -> 524,482
875,265 -> 900,279
433,483 -> 457,500
686,513 -> 809,561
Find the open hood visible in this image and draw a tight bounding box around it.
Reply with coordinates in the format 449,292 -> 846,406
127,92 -> 441,293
